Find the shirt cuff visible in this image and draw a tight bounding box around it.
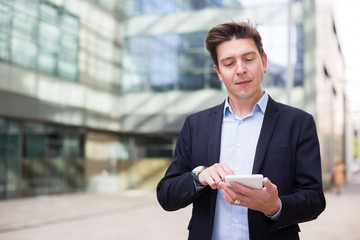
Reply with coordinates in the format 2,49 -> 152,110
193,179 -> 206,191
265,199 -> 282,221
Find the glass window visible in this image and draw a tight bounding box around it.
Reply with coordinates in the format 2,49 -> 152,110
0,32 -> 10,61
122,71 -> 146,93
40,2 -> 59,24
122,1 -> 304,90
179,72 -> 204,90
39,22 -> 61,52
150,53 -> 177,91
178,52 -> 205,72
22,122 -> 46,196
294,24 -> 304,86
141,0 -> 179,15
261,23 -> 304,88
119,134 -> 176,189
0,117 -> 86,199
123,31 -> 216,93
0,1 -> 10,61
123,0 -> 180,18
12,8 -> 37,41
0,0 -> 79,81
123,0 -> 241,18
61,14 -> 80,35
13,0 -> 39,16
65,129 -> 85,190
61,33 -> 78,53
261,24 -> 288,88
208,71 -> 221,89
46,126 -> 65,194
38,50 -> 57,74
0,118 -> 6,199
7,121 -> 20,199
0,119 -> 21,200
238,0 -> 287,8
0,1 -> 12,31
11,37 -> 38,69
58,54 -> 78,81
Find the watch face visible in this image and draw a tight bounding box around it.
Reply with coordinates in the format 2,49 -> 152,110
193,166 -> 204,173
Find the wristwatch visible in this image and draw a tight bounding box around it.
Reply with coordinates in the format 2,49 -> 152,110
192,166 -> 206,186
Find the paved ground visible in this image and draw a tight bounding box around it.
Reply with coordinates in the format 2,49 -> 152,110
0,183 -> 359,240
299,183 -> 360,240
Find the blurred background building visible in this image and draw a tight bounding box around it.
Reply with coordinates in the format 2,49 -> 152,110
0,0 -> 356,200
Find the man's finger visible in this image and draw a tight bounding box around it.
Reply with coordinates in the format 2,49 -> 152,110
262,177 -> 274,191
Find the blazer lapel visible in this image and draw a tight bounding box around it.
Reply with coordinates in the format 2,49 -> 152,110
208,102 -> 224,229
252,96 -> 279,174
208,102 -> 225,166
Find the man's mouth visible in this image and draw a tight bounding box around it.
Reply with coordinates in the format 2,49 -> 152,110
236,80 -> 251,85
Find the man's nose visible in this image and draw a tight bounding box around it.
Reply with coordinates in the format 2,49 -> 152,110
236,60 -> 246,74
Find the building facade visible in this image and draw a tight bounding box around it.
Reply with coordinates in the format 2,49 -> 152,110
0,0 -> 345,199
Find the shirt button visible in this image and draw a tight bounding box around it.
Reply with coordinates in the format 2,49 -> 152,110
236,143 -> 241,147
234,219 -> 238,223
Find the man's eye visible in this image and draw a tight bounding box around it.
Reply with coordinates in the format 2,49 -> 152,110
245,58 -> 254,62
225,62 -> 234,66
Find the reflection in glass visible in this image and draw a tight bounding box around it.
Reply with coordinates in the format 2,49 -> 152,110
11,37 -> 38,69
40,1 -> 59,24
0,119 -> 21,199
0,0 -> 79,81
123,9 -> 304,92
38,50 -> 56,74
261,23 -> 304,87
22,122 -> 46,196
46,126 -> 65,194
294,24 -> 304,86
0,118 -> 6,199
39,22 -> 61,52
62,14 -> 80,34
58,54 -> 78,81
66,130 -> 85,190
12,12 -> 37,41
150,54 -> 177,91
264,61 -> 286,87
0,32 -> 10,62
0,119 -> 86,199
123,0 -> 241,18
238,0 -> 288,8
179,72 -> 204,90
7,121 -> 20,199
123,32 -> 218,92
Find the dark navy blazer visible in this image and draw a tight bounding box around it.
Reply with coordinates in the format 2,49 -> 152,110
157,96 -> 326,240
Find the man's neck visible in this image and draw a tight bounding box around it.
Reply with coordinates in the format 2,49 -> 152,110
228,92 -> 264,118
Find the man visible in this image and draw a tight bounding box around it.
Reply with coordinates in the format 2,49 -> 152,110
157,21 -> 326,240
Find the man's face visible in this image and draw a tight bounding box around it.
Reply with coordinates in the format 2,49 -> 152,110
214,38 -> 267,102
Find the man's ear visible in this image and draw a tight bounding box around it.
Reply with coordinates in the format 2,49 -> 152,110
262,52 -> 267,72
214,65 -> 223,82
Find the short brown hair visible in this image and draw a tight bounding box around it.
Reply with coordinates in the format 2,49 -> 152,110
205,20 -> 264,68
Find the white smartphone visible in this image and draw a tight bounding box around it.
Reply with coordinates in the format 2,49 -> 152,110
224,174 -> 263,189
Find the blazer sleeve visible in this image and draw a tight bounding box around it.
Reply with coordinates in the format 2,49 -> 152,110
156,116 -> 209,211
266,113 -> 326,231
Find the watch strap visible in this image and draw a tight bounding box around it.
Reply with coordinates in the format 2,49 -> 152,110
192,166 -> 206,186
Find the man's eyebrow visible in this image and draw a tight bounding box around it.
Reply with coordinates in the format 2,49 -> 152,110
242,51 -> 257,56
220,51 -> 257,63
220,57 -> 234,62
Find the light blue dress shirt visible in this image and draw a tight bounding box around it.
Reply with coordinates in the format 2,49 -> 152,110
212,93 -> 268,240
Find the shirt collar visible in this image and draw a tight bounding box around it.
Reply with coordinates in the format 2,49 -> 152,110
223,91 -> 268,117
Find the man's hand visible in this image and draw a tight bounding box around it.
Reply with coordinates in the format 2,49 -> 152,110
198,162 -> 234,189
220,177 -> 281,216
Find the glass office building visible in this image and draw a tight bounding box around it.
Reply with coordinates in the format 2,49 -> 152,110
0,0 -> 345,199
